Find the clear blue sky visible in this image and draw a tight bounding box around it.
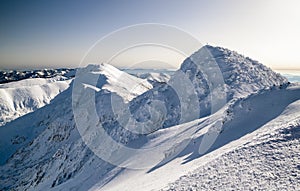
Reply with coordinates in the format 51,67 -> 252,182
0,0 -> 299,69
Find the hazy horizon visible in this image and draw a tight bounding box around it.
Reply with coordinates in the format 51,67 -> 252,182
1,63 -> 300,71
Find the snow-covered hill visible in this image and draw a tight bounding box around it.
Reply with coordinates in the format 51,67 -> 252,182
0,63 -> 152,166
0,76 -> 72,126
128,45 -> 289,130
180,45 -> 288,116
0,45 -> 298,191
3,84 -> 299,191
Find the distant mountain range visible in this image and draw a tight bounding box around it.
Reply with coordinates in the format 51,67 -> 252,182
0,68 -> 76,84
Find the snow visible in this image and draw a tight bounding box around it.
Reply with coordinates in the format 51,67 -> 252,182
0,63 -> 152,167
77,63 -> 152,102
132,72 -> 171,85
0,77 -> 72,126
0,45 -> 299,191
0,68 -> 75,84
162,100 -> 300,191
180,45 -> 288,116
98,86 -> 300,191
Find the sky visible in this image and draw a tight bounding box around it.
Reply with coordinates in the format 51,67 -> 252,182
0,0 -> 300,70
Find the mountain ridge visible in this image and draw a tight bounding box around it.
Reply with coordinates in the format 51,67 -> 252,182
0,45 -> 298,191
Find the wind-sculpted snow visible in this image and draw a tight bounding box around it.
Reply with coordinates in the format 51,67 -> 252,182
163,101 -> 300,191
0,46 -> 297,191
180,45 -> 288,116
101,86 -> 300,191
128,45 -> 288,131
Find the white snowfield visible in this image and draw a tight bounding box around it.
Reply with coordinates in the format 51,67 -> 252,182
82,63 -> 152,102
99,85 -> 300,191
0,46 -> 299,191
0,76 -> 72,126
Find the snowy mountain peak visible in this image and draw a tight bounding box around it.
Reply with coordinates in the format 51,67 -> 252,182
179,45 -> 288,117
182,45 -> 288,86
75,63 -> 152,102
0,46 -> 298,191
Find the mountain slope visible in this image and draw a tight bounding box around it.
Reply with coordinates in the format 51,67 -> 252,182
128,45 -> 289,130
163,100 -> 300,191
99,85 -> 300,191
0,63 -> 154,190
0,64 -> 151,164
0,46 -> 297,191
180,45 -> 288,116
3,84 -> 299,191
0,77 -> 72,126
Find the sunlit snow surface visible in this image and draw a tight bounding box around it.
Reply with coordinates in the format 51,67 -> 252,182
0,46 -> 299,191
